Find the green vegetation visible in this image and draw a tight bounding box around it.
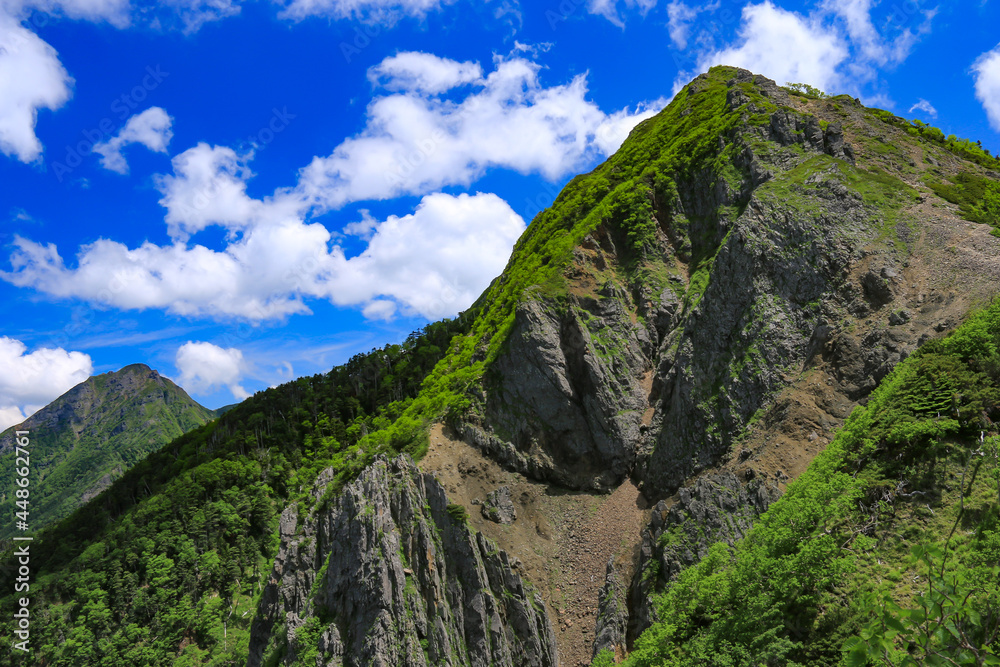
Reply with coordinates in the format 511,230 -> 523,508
623,301 -> 1000,666
0,365 -> 216,540
784,82 -> 829,99
0,317 -> 470,666
340,65 -> 779,461
867,109 -> 1000,170
446,502 -> 470,523
928,172 -> 1000,235
8,65 -> 1000,667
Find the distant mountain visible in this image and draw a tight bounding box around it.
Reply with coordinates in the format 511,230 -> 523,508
0,363 -> 216,539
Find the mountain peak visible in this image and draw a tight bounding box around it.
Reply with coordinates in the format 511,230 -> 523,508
0,363 -> 215,538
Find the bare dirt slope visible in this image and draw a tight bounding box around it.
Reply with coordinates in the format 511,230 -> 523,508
420,424 -> 649,667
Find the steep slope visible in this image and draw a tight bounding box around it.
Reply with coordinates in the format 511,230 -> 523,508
247,456 -> 557,667
0,318 -> 508,666
623,301 -> 1000,665
0,363 -> 215,540
3,67 -> 1000,667
412,67 -> 1000,662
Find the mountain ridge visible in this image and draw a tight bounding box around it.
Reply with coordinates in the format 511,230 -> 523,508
2,66 -> 1000,666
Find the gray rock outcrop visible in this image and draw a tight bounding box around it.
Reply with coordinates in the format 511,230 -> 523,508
629,472 -> 782,641
247,456 -> 558,667
593,558 -> 628,659
482,486 -> 517,524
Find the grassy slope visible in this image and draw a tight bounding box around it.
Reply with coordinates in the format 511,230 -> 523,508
621,302 -> 1000,666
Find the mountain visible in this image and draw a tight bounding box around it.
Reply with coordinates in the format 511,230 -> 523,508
0,363 -> 216,540
3,66 -> 1000,666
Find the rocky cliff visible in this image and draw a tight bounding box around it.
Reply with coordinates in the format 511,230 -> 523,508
247,456 -> 558,667
446,67 -> 1000,659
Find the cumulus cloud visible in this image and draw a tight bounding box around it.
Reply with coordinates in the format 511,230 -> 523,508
973,45 -> 1000,131
94,106 -> 173,174
1,221 -> 330,319
677,1 -> 936,98
4,50 -> 659,322
368,52 -> 482,94
684,2 -> 849,95
154,143 -> 263,240
908,98 -> 937,119
175,341 -> 249,400
0,13 -> 73,163
2,192 -> 524,321
295,52 -> 657,211
329,191 -> 525,319
0,336 -> 93,430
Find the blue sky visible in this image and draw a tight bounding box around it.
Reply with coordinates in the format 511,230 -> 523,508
1,0 -> 999,425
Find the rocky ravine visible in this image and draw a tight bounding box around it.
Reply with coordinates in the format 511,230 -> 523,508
247,455 -> 558,667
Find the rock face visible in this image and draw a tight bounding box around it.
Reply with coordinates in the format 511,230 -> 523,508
447,67 -> 1000,657
247,456 -> 558,667
629,473 -> 782,641
482,485 -> 517,524
593,558 -> 629,659
470,289 -> 649,491
461,68 -> 987,501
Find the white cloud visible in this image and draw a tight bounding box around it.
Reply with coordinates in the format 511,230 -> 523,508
1,223 -> 328,319
0,406 -> 28,432
666,1 -> 701,50
94,106 -> 173,174
295,52 -> 657,211
908,98 -> 937,119
368,52 -> 482,94
594,98 -> 668,155
0,336 -> 93,430
329,191 -> 525,319
682,2 -> 849,95
2,192 -> 524,321
4,0 -> 132,26
973,45 -> 1000,131
677,1 -> 936,99
277,0 -> 446,22
175,341 -> 249,400
3,50 -> 660,322
823,0 -> 932,68
587,0 -> 656,28
6,0 -> 243,33
153,0 -> 243,32
154,143 -> 269,240
0,13 -> 73,163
